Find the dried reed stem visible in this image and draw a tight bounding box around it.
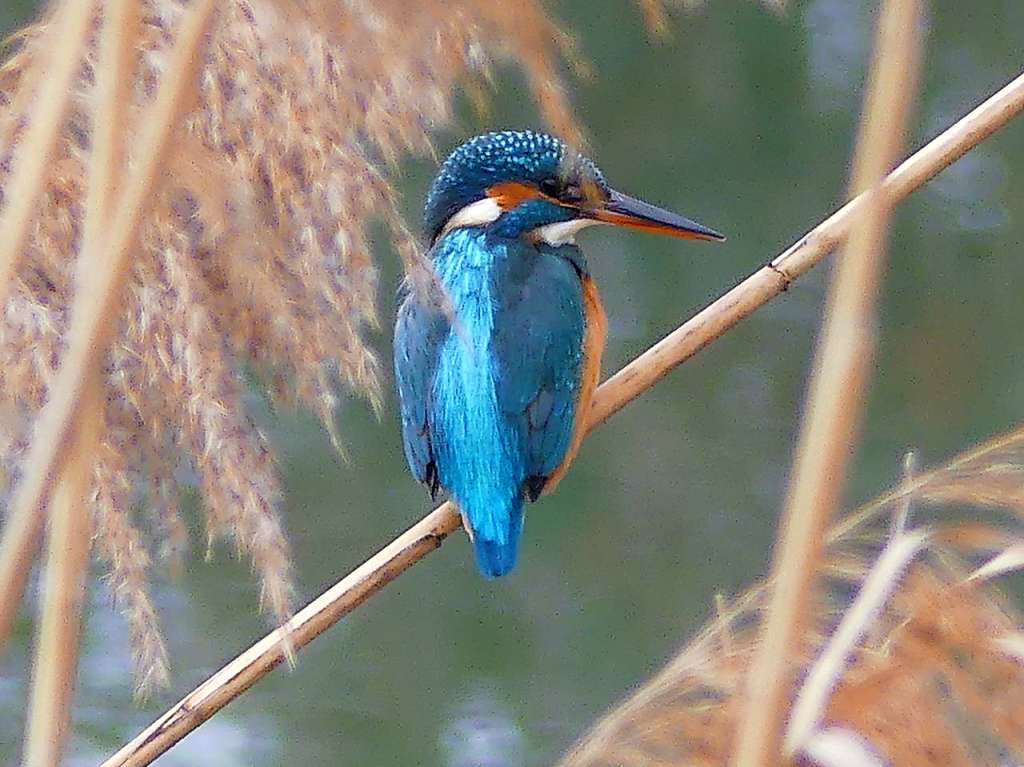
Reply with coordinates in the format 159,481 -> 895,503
994,633 -> 1024,662
22,4 -> 140,762
81,0 -> 138,255
102,503 -> 462,767
589,70 -> 1024,429
890,451 -> 917,535
830,422 -> 1024,541
0,0 -> 95,311
0,0 -> 216,651
731,2 -> 923,764
100,64 -> 1024,767
557,420 -> 1024,767
784,527 -> 931,754
22,382 -> 100,767
970,541 -> 1024,581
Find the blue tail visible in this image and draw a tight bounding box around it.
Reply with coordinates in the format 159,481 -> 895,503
467,497 -> 524,578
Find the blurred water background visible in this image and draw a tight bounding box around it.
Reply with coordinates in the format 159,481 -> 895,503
1,1 -> 1023,764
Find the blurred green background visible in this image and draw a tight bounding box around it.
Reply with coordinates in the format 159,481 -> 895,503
2,1 -> 1023,765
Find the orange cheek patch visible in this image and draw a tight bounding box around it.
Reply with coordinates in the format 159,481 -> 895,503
487,181 -> 546,209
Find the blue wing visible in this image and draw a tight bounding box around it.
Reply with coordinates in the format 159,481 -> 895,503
491,244 -> 586,500
394,280 -> 449,497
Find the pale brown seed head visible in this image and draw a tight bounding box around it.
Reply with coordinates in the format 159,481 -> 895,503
559,430 -> 1024,767
0,0 -> 582,692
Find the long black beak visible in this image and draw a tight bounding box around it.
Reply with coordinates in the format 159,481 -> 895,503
589,189 -> 725,242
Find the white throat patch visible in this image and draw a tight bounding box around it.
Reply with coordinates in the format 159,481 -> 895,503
439,197 -> 604,246
440,197 -> 502,238
531,218 -> 602,246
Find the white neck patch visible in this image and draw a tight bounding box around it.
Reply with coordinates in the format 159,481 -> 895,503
440,197 -> 503,238
531,218 -> 603,246
439,196 -> 604,247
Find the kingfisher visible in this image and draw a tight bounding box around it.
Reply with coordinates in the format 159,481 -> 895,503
394,130 -> 723,577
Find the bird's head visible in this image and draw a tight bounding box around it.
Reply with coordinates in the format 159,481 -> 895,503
424,129 -> 724,247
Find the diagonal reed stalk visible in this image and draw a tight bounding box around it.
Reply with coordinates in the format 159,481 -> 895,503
21,3 -> 140,765
100,65 -> 1024,767
0,0 -> 217,652
731,1 -> 923,764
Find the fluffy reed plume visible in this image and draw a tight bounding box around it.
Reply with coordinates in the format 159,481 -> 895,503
0,0 -> 581,693
558,427 -> 1024,767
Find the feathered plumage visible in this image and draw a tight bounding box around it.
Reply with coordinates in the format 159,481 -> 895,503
395,130 -> 722,576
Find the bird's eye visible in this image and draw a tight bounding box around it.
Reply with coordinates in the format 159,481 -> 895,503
563,184 -> 582,202
539,177 -> 561,197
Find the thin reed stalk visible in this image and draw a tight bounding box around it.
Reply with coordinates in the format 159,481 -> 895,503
21,4 -> 140,763
22,383 -> 100,767
80,0 -> 138,258
731,2 -> 923,764
0,0 -> 95,312
783,526 -> 931,753
557,419 -> 1024,767
0,0 -> 216,651
829,422 -> 1024,542
589,67 -> 1024,428
99,63 -> 1024,767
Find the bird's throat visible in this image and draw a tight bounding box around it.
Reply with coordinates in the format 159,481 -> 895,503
529,217 -> 601,246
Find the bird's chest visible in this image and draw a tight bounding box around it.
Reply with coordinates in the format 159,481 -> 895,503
427,234 -> 514,467
423,229 -> 591,490
432,235 -> 503,356
431,234 -> 568,359
432,229 -> 577,320
428,230 -> 587,408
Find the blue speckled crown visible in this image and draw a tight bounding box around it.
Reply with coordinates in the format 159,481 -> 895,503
424,130 -> 606,241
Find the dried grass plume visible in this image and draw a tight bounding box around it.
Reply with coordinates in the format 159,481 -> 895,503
0,0 -> 582,693
558,427 -> 1024,767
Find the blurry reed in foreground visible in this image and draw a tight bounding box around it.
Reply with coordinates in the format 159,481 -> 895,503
558,426 -> 1024,767
0,0 -> 581,693
732,0 -> 921,762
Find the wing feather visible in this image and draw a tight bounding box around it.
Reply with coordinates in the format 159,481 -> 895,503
491,248 -> 585,492
394,283 -> 448,494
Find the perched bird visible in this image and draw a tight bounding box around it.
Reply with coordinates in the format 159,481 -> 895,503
395,130 -> 723,577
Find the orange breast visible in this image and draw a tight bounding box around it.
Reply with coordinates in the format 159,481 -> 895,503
543,274 -> 607,493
